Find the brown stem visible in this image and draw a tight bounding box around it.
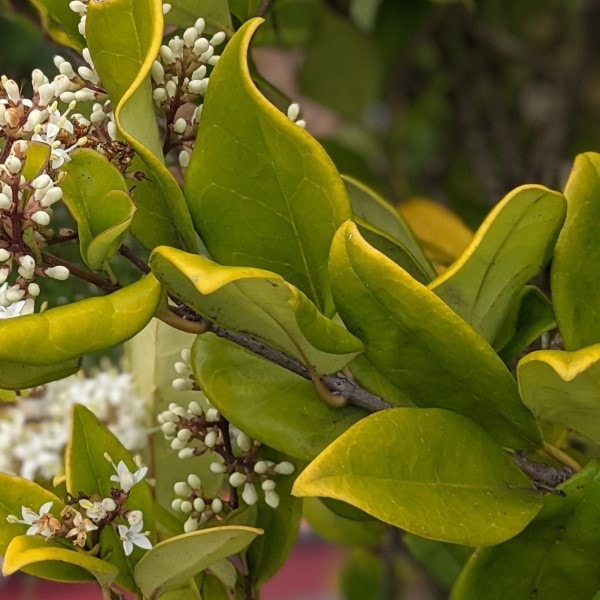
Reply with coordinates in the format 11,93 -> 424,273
41,253 -> 120,293
118,244 -> 150,274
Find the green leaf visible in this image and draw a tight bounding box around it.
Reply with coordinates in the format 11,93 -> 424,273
164,0 -> 233,31
87,0 -> 197,251
451,460 -> 600,600
66,404 -> 155,590
192,333 -> 366,460
344,176 -> 433,280
303,498 -> 383,547
496,286 -> 555,362
0,473 -> 64,554
292,408 -> 543,546
429,185 -> 565,346
247,449 -> 303,585
3,535 -> 118,588
329,221 -> 541,450
0,274 -> 161,365
22,141 -> 51,181
0,359 -> 80,390
134,526 -> 261,600
518,345 -> 600,444
340,549 -> 383,600
151,246 -> 363,374
552,152 -> 600,349
28,0 -> 85,48
60,149 -> 135,271
185,18 -> 351,315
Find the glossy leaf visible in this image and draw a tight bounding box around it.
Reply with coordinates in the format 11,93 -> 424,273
292,408 -> 542,546
397,197 -> 473,270
66,404 -> 155,590
192,333 -> 367,460
151,246 -> 363,374
496,286 -> 555,361
0,274 -> 161,365
134,526 -> 261,599
452,460 -> 600,600
0,359 -> 80,391
164,0 -> 233,31
185,18 -> 351,315
518,345 -> 600,444
0,473 -> 64,554
60,149 -> 135,271
329,221 -> 541,450
28,0 -> 84,48
552,152 -> 600,349
22,141 -> 51,181
344,175 -> 434,280
87,0 -> 197,251
430,185 -> 565,345
3,535 -> 118,588
247,449 -> 303,585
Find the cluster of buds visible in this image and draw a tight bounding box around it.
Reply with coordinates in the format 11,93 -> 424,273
157,348 -> 296,532
286,102 -> 306,129
6,454 -> 152,556
151,18 -> 227,168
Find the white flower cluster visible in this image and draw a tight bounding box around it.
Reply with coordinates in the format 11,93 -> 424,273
6,456 -> 152,556
159,347 -> 295,532
151,19 -> 226,168
0,367 -> 149,481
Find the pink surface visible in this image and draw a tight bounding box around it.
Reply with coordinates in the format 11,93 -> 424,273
0,542 -> 345,600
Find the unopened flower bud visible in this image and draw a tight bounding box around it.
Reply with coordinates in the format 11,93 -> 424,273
193,38 -> 210,56
126,510 -> 143,525
31,69 -> 47,92
177,428 -> 192,442
27,283 -> 40,297
45,265 -> 70,280
174,481 -> 192,496
194,18 -> 206,34
183,27 -> 199,47
31,210 -> 51,226
5,287 -> 25,303
209,461 -> 226,474
211,498 -> 223,513
287,103 -> 300,121
193,497 -> 205,512
261,479 -> 276,491
184,516 -> 198,532
31,173 -> 52,189
172,377 -> 193,391
188,78 -> 208,95
0,194 -> 11,210
173,118 -> 187,134
153,87 -> 168,103
242,482 -> 258,506
159,45 -> 175,64
205,408 -> 219,422
161,421 -> 177,437
209,32 -> 226,46
187,473 -> 202,490
171,498 -> 183,511
236,432 -> 252,452
0,249 -> 10,262
40,187 -> 63,207
5,156 -> 21,174
3,79 -> 20,104
254,461 -> 268,475
188,401 -> 203,416
273,461 -> 295,475
101,498 -> 117,511
204,431 -> 218,448
264,490 -> 280,509
178,150 -> 190,168
163,3 -> 172,14
178,448 -> 195,459
37,83 -> 56,107
69,1 -> 87,13
151,61 -> 165,84
180,500 -> 193,514
229,472 -> 246,488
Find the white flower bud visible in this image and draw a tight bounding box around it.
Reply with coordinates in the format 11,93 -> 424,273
174,361 -> 189,375
177,428 -> 192,442
168,37 -> 184,58
90,109 -> 106,124
58,61 -> 77,79
161,421 -> 177,437
181,348 -> 191,362
165,80 -> 177,98
254,461 -> 269,475
178,448 -> 195,459
163,3 -> 172,15
273,461 -> 295,475
191,66 -> 207,81
160,45 -> 175,64
193,38 -> 210,57
5,287 -> 25,303
3,79 -> 20,104
199,47 -> 215,63
0,249 -> 10,262
40,186 -> 63,207
78,15 -> 86,37
296,119 -> 306,129
172,377 -> 193,391
107,120 -> 117,140
180,500 -> 193,514
229,472 -> 246,488
204,431 -> 218,448
236,432 -> 252,452
31,173 -> 53,189
171,498 -> 183,511
5,155 -> 22,174
153,87 -> 168,103
191,105 -> 202,124
184,516 -> 198,532
31,210 -> 51,226
59,91 -> 76,104
287,103 -> 300,121
174,481 -> 192,497
69,1 -> 87,14
77,66 -> 99,84
101,498 -> 117,511
205,408 -> 219,422
188,401 -> 203,416
207,56 -> 220,66
193,497 -> 205,512
188,78 -> 208,95
170,437 -> 187,450
126,509 -> 143,525
261,479 -> 276,491
187,473 -> 202,490
264,490 -> 280,509
178,150 -> 190,168
211,498 -> 223,514
209,461 -> 226,474
173,118 -> 187,134
74,89 -> 95,102
27,283 -> 40,297
18,255 -> 35,274
37,83 -> 56,107
242,482 -> 258,506
23,109 -> 46,132
0,194 -> 11,210
52,75 -> 71,96
31,69 -> 48,92
82,47 -> 94,69
151,61 -> 165,84
209,32 -> 226,46
194,18 -> 206,34
0,268 -> 9,285
183,27 -> 199,47
45,265 -> 70,280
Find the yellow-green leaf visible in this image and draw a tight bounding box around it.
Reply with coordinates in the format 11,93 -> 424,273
292,408 -> 542,546
185,18 -> 351,315
329,221 -> 541,450
134,526 -> 261,599
552,152 -> 600,349
151,246 -> 363,374
430,185 -> 565,346
0,274 -> 161,366
87,0 -> 196,251
518,345 -> 600,444
0,359 -> 80,391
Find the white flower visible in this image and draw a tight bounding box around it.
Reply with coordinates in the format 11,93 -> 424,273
66,510 -> 97,547
6,501 -> 59,538
105,453 -> 148,492
117,519 -> 152,556
0,283 -> 35,319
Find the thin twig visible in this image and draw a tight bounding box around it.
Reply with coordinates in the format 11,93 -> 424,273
255,0 -> 274,18
118,244 -> 151,274
41,253 -> 120,293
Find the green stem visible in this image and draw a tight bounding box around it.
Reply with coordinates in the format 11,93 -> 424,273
543,442 -> 582,472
